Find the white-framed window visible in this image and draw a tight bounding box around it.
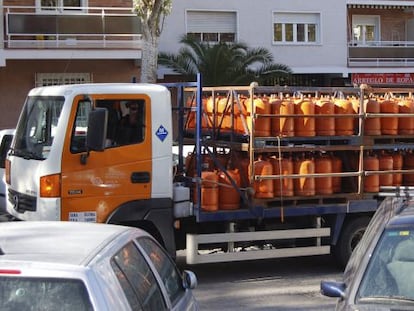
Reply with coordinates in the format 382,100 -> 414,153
273,12 -> 320,44
35,73 -> 92,87
37,0 -> 87,12
186,10 -> 237,43
351,15 -> 380,45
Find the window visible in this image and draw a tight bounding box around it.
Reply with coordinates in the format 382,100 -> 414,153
111,242 -> 167,311
71,100 -> 92,153
0,277 -> 93,311
187,10 -> 237,43
0,134 -> 14,169
352,15 -> 380,45
273,12 -> 320,44
70,99 -> 146,153
38,0 -> 86,11
35,73 -> 91,87
139,237 -> 185,305
14,96 -> 64,160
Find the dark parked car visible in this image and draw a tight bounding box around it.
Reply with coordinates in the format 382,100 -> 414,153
321,196 -> 414,310
0,221 -> 198,311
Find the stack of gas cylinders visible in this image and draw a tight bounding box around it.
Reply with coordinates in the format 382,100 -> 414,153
185,93 -> 414,211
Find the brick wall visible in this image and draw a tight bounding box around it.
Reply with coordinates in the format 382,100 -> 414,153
0,59 -> 140,129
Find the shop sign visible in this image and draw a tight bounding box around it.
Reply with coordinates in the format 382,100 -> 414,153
352,73 -> 414,85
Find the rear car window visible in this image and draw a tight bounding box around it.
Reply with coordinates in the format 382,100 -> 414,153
138,237 -> 185,305
0,277 -> 93,311
111,241 -> 167,311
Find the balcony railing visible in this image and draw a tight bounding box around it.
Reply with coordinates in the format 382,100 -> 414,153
348,41 -> 414,67
3,6 -> 142,49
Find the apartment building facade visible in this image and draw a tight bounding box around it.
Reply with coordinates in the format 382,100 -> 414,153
159,0 -> 414,86
0,0 -> 141,128
1,0 -> 414,127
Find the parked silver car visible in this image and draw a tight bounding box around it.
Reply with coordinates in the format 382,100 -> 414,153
0,129 -> 14,213
0,221 -> 198,311
321,196 -> 414,310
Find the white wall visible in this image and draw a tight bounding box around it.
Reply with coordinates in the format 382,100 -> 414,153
159,0 -> 349,75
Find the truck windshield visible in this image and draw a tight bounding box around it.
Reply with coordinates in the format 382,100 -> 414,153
12,96 -> 64,160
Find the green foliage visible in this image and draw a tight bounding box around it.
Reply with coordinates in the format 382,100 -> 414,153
158,34 -> 292,86
132,0 -> 172,18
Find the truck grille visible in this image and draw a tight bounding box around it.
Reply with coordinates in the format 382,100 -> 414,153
8,189 -> 36,213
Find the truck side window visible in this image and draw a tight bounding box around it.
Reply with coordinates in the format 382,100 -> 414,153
115,100 -> 145,146
70,100 -> 92,153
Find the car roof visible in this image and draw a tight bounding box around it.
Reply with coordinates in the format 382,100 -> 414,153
0,221 -> 146,266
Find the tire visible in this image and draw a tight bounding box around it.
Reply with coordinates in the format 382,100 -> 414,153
334,217 -> 371,269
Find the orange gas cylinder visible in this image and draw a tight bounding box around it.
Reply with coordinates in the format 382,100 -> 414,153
294,97 -> 315,137
237,155 -> 250,188
186,96 -> 212,131
331,154 -> 342,193
185,96 -> 197,130
294,155 -> 315,196
250,156 -> 274,199
197,171 -> 219,212
235,95 -> 248,134
185,152 -> 215,178
364,98 -> 381,135
271,97 -> 295,137
380,98 -> 399,135
335,98 -> 355,136
378,152 -> 393,187
218,169 -> 241,210
315,154 -> 333,195
270,156 -> 294,197
364,154 -> 379,193
315,97 -> 335,136
350,96 -> 361,133
216,96 -> 233,133
205,96 -> 219,131
392,152 -> 403,186
403,152 -> 414,186
398,98 -> 414,135
243,96 -> 271,137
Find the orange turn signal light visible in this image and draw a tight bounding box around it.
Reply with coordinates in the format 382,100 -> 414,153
40,174 -> 61,198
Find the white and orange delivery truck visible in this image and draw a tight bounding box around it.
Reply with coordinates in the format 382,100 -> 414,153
5,76 -> 413,266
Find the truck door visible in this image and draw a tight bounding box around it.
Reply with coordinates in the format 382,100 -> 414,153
60,94 -> 152,222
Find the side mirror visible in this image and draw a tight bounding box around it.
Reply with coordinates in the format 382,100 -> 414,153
320,280 -> 346,299
182,270 -> 197,290
87,108 -> 108,152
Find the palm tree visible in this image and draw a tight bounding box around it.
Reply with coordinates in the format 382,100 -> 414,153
158,34 -> 292,86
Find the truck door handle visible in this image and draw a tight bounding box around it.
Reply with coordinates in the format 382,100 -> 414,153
131,172 -> 150,183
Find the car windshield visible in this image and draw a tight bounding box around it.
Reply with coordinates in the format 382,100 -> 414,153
0,276 -> 93,311
357,225 -> 414,304
12,96 -> 64,160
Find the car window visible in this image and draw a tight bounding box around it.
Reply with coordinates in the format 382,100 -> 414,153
357,226 -> 414,302
343,197 -> 405,284
111,242 -> 167,311
138,237 -> 185,305
0,134 -> 13,168
0,277 -> 93,311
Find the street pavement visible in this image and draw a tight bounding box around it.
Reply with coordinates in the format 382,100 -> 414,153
0,212 -> 13,222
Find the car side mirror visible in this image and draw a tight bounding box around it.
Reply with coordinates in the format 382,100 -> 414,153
182,270 -> 197,289
87,108 -> 108,152
320,280 -> 346,299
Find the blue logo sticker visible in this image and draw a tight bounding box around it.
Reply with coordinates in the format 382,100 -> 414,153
156,125 -> 168,142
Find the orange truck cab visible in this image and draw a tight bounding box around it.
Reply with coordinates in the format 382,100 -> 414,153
5,83 -> 177,256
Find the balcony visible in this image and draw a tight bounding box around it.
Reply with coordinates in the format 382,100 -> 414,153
3,6 -> 142,50
348,41 -> 414,67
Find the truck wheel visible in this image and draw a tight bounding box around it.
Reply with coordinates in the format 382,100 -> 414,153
334,217 -> 370,268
